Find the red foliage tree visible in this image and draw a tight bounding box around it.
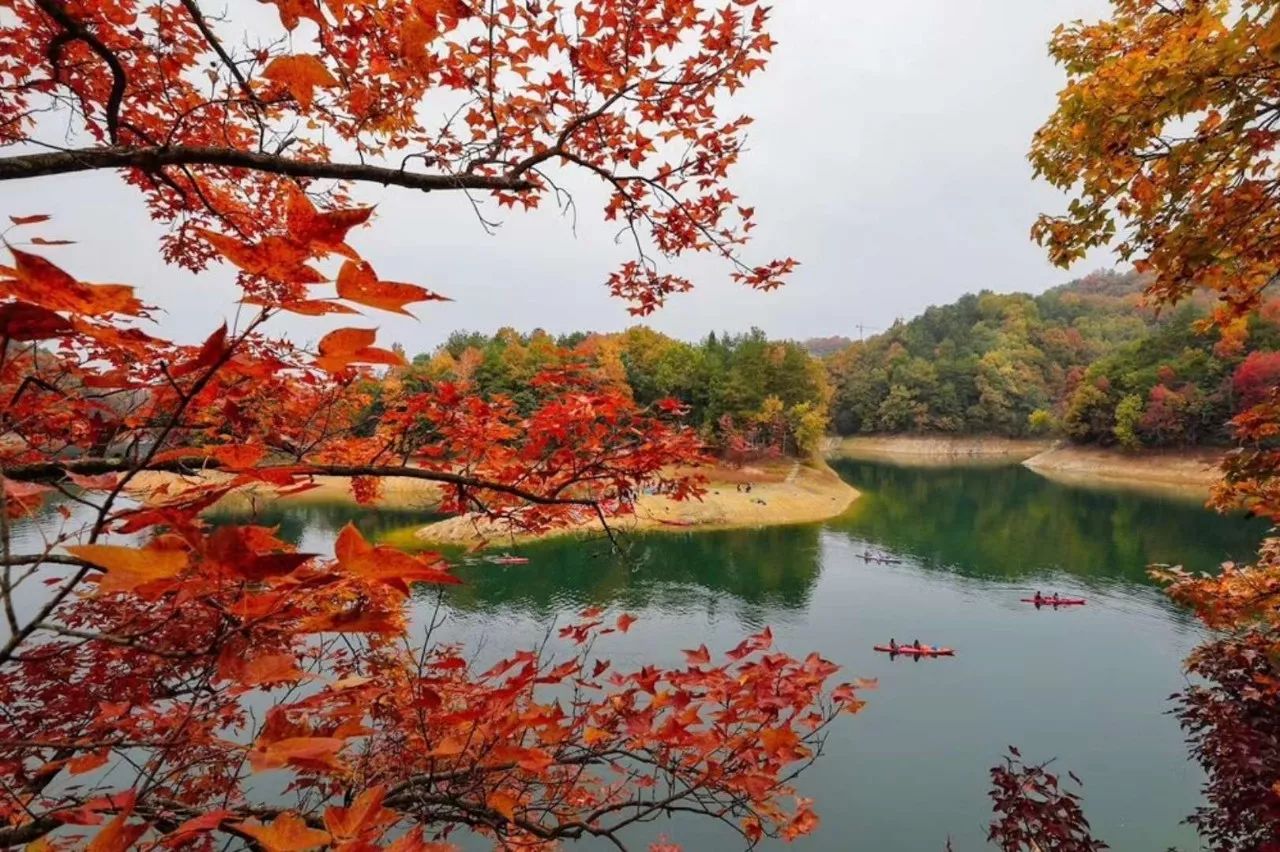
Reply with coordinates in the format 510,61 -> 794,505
1174,630 -> 1280,851
1233,351 -> 1280,412
0,1 -> 863,849
1035,2 -> 1280,848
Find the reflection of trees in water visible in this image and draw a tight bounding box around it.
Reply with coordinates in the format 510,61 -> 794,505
206,502 -> 444,546
207,500 -> 824,617
828,459 -> 1268,585
437,525 -> 824,618
199,463 -> 1264,618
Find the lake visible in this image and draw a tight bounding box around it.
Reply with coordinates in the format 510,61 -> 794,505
22,460 -> 1271,849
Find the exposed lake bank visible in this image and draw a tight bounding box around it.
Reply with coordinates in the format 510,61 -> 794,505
1020,444 -> 1223,495
828,435 -> 1224,497
412,460 -> 859,548
828,436 -> 1051,464
130,460 -> 859,549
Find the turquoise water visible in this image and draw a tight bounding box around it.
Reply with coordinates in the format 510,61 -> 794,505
75,461 -> 1280,848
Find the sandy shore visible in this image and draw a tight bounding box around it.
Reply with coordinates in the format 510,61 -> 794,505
1021,444 -> 1224,496
827,435 -> 1227,498
413,460 -> 859,548
828,435 -> 1052,465
127,460 -> 858,549
127,470 -> 444,511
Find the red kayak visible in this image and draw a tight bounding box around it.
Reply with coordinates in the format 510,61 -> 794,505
874,645 -> 955,657
1020,597 -> 1086,606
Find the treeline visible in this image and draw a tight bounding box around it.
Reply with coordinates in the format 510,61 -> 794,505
826,270 -> 1280,447
398,327 -> 831,456
389,270 -> 1280,456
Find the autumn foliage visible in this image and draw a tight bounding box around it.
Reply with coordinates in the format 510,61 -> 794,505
1035,0 -> 1280,845
0,0 -> 864,849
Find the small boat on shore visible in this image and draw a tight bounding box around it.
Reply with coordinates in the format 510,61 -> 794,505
491,554 -> 529,565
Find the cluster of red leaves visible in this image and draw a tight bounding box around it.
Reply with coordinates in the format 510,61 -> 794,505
1173,632 -> 1280,852
984,748 -> 1107,852
1033,4 -> 1280,848
0,0 -> 795,312
0,209 -> 860,848
0,0 -> 851,846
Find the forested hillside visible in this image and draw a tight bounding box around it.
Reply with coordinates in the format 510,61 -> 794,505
826,271 -> 1280,447
388,269 -> 1280,458
397,327 -> 832,457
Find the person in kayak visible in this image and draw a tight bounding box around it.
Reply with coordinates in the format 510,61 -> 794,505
912,638 -> 922,651
1051,592 -> 1061,605
1033,591 -> 1045,606
887,638 -> 898,653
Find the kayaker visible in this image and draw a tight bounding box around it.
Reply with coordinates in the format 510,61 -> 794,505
888,638 -> 898,653
912,638 -> 922,651
1033,591 -> 1045,606
1051,592 -> 1061,605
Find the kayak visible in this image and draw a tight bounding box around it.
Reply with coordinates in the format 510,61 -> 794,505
874,645 -> 955,657
491,555 -> 529,565
1020,597 -> 1086,606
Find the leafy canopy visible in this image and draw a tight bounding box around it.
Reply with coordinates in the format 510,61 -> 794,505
0,0 -> 861,849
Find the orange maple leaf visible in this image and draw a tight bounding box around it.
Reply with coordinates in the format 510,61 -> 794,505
336,260 -> 450,315
487,790 -> 518,822
237,812 -> 332,852
263,55 -> 339,111
85,793 -> 147,852
65,544 -> 189,595
248,736 -> 346,773
315,327 -> 406,373
324,785 -> 391,839
335,523 -> 460,593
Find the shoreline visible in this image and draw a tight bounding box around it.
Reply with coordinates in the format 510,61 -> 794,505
1021,444 -> 1223,496
828,435 -> 1051,466
127,471 -> 445,512
413,460 -> 859,549
827,435 -> 1225,497
130,461 -> 860,549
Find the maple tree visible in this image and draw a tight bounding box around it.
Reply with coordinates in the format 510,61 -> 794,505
0,0 -> 865,849
1033,0 -> 1280,846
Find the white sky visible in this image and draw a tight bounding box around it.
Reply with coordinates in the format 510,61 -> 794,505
3,0 -> 1117,354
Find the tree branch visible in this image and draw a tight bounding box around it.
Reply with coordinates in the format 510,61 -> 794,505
34,0 -> 127,143
1,458 -> 600,507
0,145 -> 535,193
177,0 -> 260,110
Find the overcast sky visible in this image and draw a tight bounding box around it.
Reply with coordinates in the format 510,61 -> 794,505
6,0 -> 1118,353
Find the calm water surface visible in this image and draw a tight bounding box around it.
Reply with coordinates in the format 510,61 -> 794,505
23,461 -> 1272,850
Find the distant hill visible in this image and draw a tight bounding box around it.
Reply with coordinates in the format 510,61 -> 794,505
825,270 -> 1280,447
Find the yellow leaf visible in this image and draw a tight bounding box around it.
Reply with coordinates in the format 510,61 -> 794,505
65,544 -> 188,594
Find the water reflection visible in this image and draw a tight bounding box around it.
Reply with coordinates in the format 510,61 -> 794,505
199,498 -> 440,544
445,525 -> 824,619
13,460 -> 1274,850
205,460 -> 1269,619
827,458 -> 1269,584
